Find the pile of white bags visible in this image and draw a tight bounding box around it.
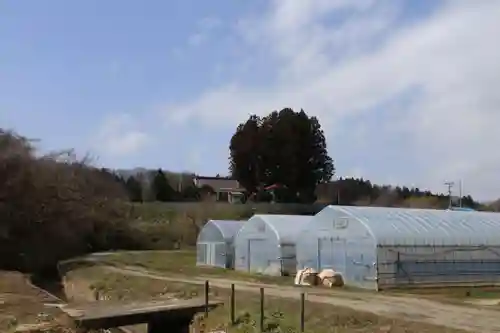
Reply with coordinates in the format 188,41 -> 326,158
294,267 -> 344,287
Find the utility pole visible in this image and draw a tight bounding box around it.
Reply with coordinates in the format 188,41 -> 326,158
335,176 -> 341,205
459,179 -> 463,208
444,181 -> 455,209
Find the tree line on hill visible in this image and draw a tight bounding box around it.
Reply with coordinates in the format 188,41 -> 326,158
106,168 -> 487,210
316,178 -> 481,210
108,169 -> 202,202
106,107 -> 490,210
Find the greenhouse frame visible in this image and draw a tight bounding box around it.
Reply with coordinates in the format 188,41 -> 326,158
296,205 -> 500,290
196,220 -> 245,269
234,214 -> 312,276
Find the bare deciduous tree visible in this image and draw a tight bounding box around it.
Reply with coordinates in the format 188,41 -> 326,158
0,130 -> 129,273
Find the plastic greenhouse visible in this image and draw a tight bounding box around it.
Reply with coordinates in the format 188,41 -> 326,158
196,220 -> 245,269
296,205 -> 500,290
234,214 -> 312,276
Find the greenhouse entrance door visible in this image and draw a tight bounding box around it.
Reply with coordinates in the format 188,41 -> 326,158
205,243 -> 216,266
247,239 -> 266,273
332,239 -> 347,274
199,243 -> 226,267
318,238 -> 347,274
213,242 -> 226,268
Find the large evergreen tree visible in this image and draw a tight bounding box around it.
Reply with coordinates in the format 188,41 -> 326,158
229,108 -> 334,202
229,115 -> 262,194
151,168 -> 175,201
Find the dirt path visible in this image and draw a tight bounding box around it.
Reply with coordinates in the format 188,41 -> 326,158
99,264 -> 500,333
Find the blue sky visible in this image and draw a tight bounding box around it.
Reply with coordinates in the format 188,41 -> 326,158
1,0 -> 500,200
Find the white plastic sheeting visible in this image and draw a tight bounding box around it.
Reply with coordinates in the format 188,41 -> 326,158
196,220 -> 245,268
234,214 -> 312,276
332,205 -> 500,246
297,205 -> 500,290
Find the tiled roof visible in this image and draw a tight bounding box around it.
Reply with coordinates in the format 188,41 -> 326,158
194,176 -> 243,192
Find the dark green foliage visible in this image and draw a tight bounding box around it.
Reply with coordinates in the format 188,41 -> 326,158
179,185 -> 200,201
125,176 -> 143,202
229,108 -> 334,203
316,177 -> 481,209
151,168 -> 176,201
229,115 -> 262,194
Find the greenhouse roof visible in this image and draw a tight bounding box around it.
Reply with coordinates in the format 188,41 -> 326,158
449,207 -> 476,212
251,214 -> 312,244
324,205 -> 500,246
207,220 -> 245,241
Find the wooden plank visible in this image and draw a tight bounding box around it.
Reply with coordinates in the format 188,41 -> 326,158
63,298 -> 221,320
61,298 -> 222,329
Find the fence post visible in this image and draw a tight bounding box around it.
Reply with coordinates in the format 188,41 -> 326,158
230,283 -> 235,325
300,292 -> 305,332
204,280 -> 209,318
260,287 -> 264,333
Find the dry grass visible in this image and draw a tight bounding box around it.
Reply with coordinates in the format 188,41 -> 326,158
88,250 -> 500,301
90,250 -> 294,286
66,266 -> 467,333
126,203 -> 254,250
129,202 -> 321,222
129,202 -> 255,222
82,250 -> 500,308
128,202 -> 321,251
0,271 -> 74,333
388,285 -> 500,306
0,271 -> 112,333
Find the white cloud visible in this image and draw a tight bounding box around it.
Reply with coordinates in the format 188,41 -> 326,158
187,33 -> 205,47
187,17 -> 222,47
164,0 -> 500,200
94,114 -> 150,157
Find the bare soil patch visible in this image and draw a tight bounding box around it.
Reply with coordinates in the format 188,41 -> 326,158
0,271 -> 71,332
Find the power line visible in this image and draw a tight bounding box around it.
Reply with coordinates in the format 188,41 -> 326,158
444,181 -> 454,209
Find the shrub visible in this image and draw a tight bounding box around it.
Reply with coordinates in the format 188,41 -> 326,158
0,130 -> 131,273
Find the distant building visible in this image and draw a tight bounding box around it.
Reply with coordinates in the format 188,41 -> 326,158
193,176 -> 245,203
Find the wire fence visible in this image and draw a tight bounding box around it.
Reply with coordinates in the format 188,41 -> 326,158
202,280 -> 307,333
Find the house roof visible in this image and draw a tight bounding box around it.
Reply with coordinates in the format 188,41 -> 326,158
194,176 -> 244,192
